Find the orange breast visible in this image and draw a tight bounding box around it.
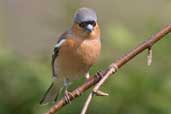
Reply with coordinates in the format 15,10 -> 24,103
54,38 -> 101,80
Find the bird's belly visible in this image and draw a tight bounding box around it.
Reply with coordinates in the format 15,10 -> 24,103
54,38 -> 101,80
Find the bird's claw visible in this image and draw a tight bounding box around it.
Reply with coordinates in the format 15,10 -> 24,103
64,90 -> 74,104
96,70 -> 104,79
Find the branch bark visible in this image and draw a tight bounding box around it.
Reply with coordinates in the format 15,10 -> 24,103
45,25 -> 171,114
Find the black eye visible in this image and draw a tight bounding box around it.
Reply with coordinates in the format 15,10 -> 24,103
79,22 -> 86,28
79,21 -> 96,28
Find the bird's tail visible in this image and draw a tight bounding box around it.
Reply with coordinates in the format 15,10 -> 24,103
40,81 -> 63,105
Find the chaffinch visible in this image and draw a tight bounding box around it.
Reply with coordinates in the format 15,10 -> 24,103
40,7 -> 101,104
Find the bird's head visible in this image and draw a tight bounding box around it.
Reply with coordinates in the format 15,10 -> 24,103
72,7 -> 100,39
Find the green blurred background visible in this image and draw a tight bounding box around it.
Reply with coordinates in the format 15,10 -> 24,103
1,0 -> 171,114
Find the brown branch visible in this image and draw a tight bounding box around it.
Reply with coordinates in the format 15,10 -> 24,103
45,24 -> 171,114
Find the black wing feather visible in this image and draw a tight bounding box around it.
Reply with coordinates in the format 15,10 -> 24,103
51,32 -> 69,77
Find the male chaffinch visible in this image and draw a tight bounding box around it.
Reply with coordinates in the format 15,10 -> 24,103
40,7 -> 101,104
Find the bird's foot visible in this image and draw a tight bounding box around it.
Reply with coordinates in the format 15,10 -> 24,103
96,70 -> 104,79
64,90 -> 74,104
93,70 -> 109,96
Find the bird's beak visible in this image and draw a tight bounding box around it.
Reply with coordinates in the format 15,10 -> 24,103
85,24 -> 93,32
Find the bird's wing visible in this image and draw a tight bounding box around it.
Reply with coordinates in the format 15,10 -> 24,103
51,30 -> 71,77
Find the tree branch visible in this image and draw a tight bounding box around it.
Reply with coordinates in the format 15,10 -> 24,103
45,24 -> 171,114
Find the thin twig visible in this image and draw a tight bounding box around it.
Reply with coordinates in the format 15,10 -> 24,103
80,92 -> 94,114
93,64 -> 118,93
147,47 -> 152,66
80,65 -> 118,114
44,24 -> 171,114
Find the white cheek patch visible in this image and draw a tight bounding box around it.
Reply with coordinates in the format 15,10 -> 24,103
54,39 -> 66,48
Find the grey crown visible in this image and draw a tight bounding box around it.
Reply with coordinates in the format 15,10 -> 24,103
73,7 -> 97,23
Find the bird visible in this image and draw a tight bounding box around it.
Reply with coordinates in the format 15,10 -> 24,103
40,7 -> 101,104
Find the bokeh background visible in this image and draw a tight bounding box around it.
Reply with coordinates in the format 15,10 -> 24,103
1,0 -> 171,114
